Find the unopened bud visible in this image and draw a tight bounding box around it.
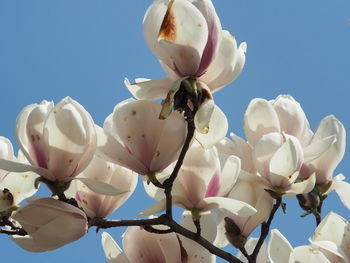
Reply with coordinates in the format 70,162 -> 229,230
224,217 -> 246,248
0,188 -> 14,212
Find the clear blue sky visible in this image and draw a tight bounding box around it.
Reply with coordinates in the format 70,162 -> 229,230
0,0 -> 349,262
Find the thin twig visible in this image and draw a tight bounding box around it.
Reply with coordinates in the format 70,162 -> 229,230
0,228 -> 27,236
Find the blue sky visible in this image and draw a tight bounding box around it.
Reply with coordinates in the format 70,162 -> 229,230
0,0 -> 349,262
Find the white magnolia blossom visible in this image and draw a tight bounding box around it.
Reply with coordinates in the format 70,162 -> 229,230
0,137 -> 38,212
268,212 -> 350,263
0,97 -> 97,182
141,141 -> 256,220
102,227 -> 216,263
12,198 -> 88,252
66,155 -> 138,218
97,99 -> 187,175
124,0 -> 244,147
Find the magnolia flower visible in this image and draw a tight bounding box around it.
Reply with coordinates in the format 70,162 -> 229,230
66,155 -> 138,218
11,198 -> 88,252
268,212 -> 350,263
141,141 -> 256,220
97,99 -> 187,175
102,227 -> 215,263
0,137 -> 38,213
125,0 -> 244,147
224,176 -> 273,247
0,97 -> 97,182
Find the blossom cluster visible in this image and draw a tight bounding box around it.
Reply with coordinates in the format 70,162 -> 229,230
0,0 -> 348,262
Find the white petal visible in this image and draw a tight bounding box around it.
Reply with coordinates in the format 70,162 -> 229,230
143,0 -> 174,68
309,115 -> 346,184
270,139 -> 300,179
124,77 -> 176,100
217,155 -> 240,196
195,98 -> 215,134
158,0 -> 209,76
252,132 -> 284,179
101,232 -> 129,263
181,210 -> 228,248
0,158 -> 54,181
313,212 -> 350,257
303,135 -> 336,162
198,196 -> 256,216
286,173 -> 316,196
268,229 -> 293,263
43,97 -> 97,180
289,246 -> 331,263
244,98 -> 280,146
332,180 -> 350,210
196,104 -> 228,149
310,240 -> 348,263
137,199 -> 166,217
0,172 -> 39,205
272,95 -> 310,140
73,177 -> 128,196
201,30 -> 246,92
236,238 -> 269,263
0,137 -> 15,180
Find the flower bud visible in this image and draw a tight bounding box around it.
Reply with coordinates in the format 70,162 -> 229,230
11,198 -> 87,252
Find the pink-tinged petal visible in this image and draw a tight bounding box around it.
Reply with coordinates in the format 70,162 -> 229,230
158,0 -> 209,76
205,169 -> 220,198
252,132 -> 284,179
198,196 -> 256,216
11,236 -> 47,253
109,99 -> 186,174
201,30 -> 246,93
236,238 -> 269,263
101,232 -> 129,263
16,101 -> 54,168
289,246 -> 331,263
195,104 -> 228,149
177,141 -> 218,206
308,115 -> 346,185
191,0 -> 222,76
268,229 -> 293,263
244,99 -> 281,146
272,95 -> 310,140
97,124 -> 148,175
123,226 -> 182,263
42,97 -> 97,180
143,0 -> 174,69
124,77 -> 176,100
